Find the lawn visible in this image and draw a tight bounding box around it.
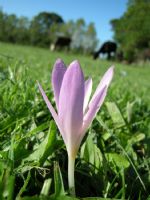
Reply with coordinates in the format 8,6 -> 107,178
0,42 -> 150,200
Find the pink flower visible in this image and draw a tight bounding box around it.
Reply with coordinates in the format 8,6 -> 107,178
38,59 -> 114,195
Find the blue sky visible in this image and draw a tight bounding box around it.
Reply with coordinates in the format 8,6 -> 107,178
0,0 -> 128,44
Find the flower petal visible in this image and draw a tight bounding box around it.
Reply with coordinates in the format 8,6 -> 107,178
83,78 -> 92,114
38,82 -> 60,129
58,60 -> 84,155
52,59 -> 66,111
82,86 -> 107,134
90,66 -> 114,105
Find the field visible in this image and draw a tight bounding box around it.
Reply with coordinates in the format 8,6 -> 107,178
0,42 -> 150,200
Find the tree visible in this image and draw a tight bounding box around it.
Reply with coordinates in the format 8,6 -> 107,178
0,9 -> 5,41
49,20 -> 74,44
15,17 -> 30,44
0,9 -> 98,54
82,23 -> 98,54
71,19 -> 98,54
127,0 -> 150,7
111,0 -> 150,61
3,14 -> 18,43
71,19 -> 86,52
30,12 -> 64,47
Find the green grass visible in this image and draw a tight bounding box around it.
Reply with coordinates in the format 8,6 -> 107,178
0,42 -> 150,200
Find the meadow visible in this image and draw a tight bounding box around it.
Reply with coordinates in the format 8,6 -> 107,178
0,42 -> 150,200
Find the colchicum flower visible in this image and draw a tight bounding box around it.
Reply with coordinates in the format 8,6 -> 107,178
38,59 -> 114,196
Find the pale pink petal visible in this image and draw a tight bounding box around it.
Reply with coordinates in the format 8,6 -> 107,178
83,78 -> 92,114
38,82 -> 60,130
52,59 -> 66,111
90,66 -> 114,105
58,60 -> 84,155
82,66 -> 114,135
82,86 -> 107,134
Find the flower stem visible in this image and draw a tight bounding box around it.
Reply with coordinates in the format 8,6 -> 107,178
68,155 -> 75,196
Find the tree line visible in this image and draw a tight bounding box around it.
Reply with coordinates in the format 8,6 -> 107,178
1,0 -> 150,62
111,0 -> 150,62
0,9 -> 98,54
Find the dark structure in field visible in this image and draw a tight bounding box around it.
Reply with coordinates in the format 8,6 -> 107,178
51,36 -> 71,51
93,41 -> 117,60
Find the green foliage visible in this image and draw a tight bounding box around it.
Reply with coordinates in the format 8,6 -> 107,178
53,162 -> 65,197
105,102 -> 126,128
0,10 -> 30,45
0,42 -> 150,199
71,20 -> 98,54
49,18 -> 98,54
0,9 -> 98,53
30,12 -> 64,47
111,0 -> 150,61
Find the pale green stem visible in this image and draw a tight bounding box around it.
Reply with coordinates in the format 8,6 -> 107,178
68,154 -> 76,196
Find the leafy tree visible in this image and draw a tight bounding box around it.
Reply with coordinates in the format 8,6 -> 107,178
111,0 -> 150,61
3,14 -> 18,43
0,9 -> 98,54
82,23 -> 98,54
71,19 -> 98,54
0,9 -> 5,41
49,20 -> 74,43
15,17 -> 30,44
30,12 -> 64,47
0,10 -> 30,44
71,18 -> 86,52
49,19 -> 98,54
127,0 -> 150,7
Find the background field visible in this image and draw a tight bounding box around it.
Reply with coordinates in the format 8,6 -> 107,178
0,42 -> 150,199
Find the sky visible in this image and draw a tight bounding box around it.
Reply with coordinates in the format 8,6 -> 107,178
0,0 -> 128,44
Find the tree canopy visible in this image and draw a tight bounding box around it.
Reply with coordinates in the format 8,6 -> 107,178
30,12 -> 64,46
0,9 -> 98,54
110,0 -> 150,61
